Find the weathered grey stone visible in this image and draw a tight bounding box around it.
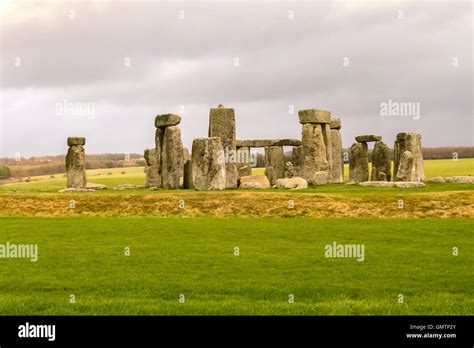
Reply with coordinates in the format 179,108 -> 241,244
67,137 -> 85,146
298,109 -> 331,124
155,114 -> 181,128
113,184 -> 145,190
313,171 -> 328,186
394,132 -> 425,182
450,176 -> 474,184
144,148 -> 161,188
355,134 -> 382,143
155,127 -> 163,182
191,137 -> 226,191
239,175 -> 271,189
86,183 -> 107,190
209,105 -> 237,189
292,146 -> 303,177
161,126 -> 184,189
236,139 -> 302,148
66,138 -> 86,189
59,188 -> 95,192
322,123 -> 332,172
394,182 -> 426,188
396,150 -> 414,182
329,128 -> 343,183
359,181 -> 395,187
238,165 -> 252,177
264,146 -> 285,185
301,123 -> 329,184
427,177 -> 445,183
183,159 -> 194,189
275,177 -> 308,190
329,117 -> 341,130
359,181 -> 425,188
371,141 -> 391,181
349,142 -> 369,183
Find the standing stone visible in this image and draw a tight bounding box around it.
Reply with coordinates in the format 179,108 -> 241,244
394,132 -> 425,182
144,148 -> 161,187
154,127 -> 164,185
371,141 -> 391,181
329,118 -> 343,183
192,137 -> 226,191
66,137 -> 86,188
183,159 -> 193,189
396,151 -> 414,182
349,142 -> 369,183
161,126 -> 184,189
208,105 -> 238,189
322,123 -> 332,172
264,146 -> 285,185
301,124 -> 328,184
292,146 -> 303,177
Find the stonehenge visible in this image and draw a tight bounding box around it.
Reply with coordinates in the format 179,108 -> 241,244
63,104 -> 428,193
66,137 -> 86,188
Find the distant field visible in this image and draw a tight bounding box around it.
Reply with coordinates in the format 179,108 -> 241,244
0,217 -> 472,315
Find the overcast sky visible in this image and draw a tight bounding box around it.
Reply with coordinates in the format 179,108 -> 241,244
0,0 -> 472,157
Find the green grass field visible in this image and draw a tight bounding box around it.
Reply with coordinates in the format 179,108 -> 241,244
0,217 -> 472,315
0,158 -> 472,315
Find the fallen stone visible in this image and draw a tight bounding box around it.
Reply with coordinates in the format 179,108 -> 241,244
450,176 -> 474,184
394,182 -> 426,188
113,184 -> 145,190
67,137 -> 86,146
86,183 -> 107,190
312,171 -> 328,186
298,109 -> 331,124
239,175 -> 271,189
192,137 -> 226,191
355,134 -> 382,143
428,177 -> 445,183
274,177 -> 308,190
59,188 -> 95,192
155,114 -> 181,128
359,181 -> 395,187
359,181 -> 425,188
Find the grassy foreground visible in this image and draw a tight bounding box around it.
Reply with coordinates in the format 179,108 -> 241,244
0,217 -> 472,316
